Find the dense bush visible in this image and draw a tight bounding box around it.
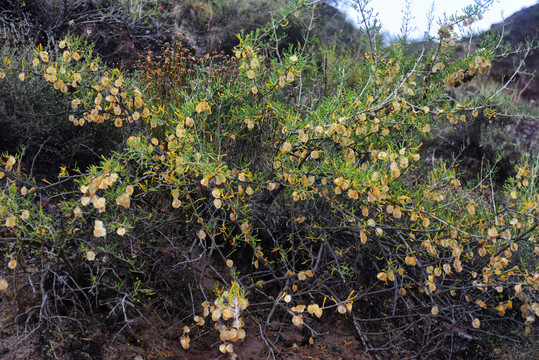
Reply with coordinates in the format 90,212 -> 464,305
0,33 -> 124,181
0,0 -> 538,358
0,0 -> 175,67
172,0 -> 364,53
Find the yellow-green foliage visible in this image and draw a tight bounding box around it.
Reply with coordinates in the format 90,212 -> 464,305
0,1 -> 538,357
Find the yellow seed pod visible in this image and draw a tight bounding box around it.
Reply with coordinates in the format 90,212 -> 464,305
222,307 -> 234,321
399,287 -> 406,296
133,95 -> 144,108
0,279 -> 9,291
292,315 -> 303,326
93,197 -> 106,212
62,50 -> 71,62
405,256 -> 417,266
228,328 -> 238,341
212,308 -> 222,321
443,263 -> 452,274
180,335 -> 190,349
281,142 -> 292,152
5,215 -> 17,228
86,250 -> 96,261
93,220 -> 106,237
195,100 -> 211,114
359,231 -> 367,244
116,193 -> 130,209
487,227 -> 498,239
39,51 -> 49,62
214,199 -> 222,209
286,71 -> 294,82
8,259 -> 17,270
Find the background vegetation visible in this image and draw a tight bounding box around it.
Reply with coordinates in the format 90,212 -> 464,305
0,0 -> 538,359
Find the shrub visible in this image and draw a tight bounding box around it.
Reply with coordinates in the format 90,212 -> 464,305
172,0 -> 365,54
0,0 -> 175,68
0,31 -> 122,181
0,0 -> 538,358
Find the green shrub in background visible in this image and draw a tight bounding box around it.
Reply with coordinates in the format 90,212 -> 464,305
0,0 -> 538,358
0,0 -> 174,69
173,0 -> 364,53
0,32 -> 123,182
